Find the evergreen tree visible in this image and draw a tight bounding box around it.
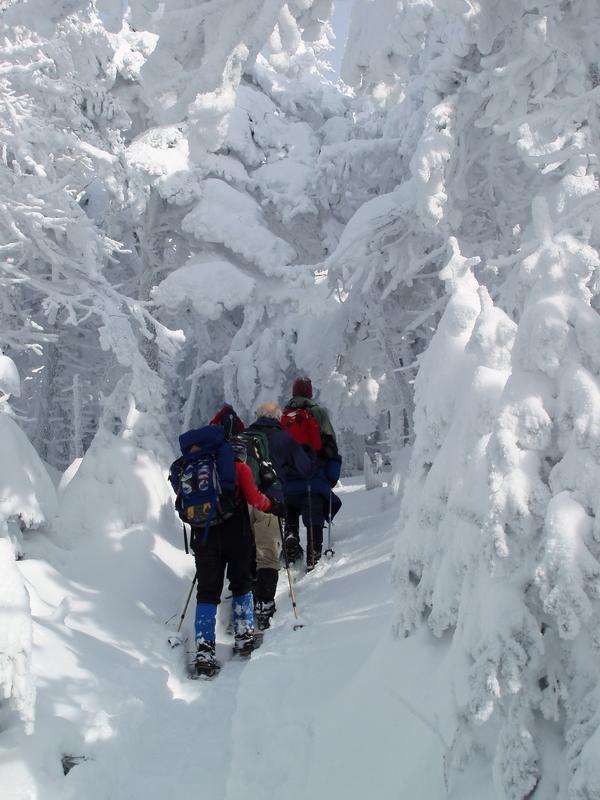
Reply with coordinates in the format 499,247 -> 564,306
392,1 -> 600,795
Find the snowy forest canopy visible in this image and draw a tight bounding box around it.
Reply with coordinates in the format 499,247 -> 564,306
3,0 -> 600,798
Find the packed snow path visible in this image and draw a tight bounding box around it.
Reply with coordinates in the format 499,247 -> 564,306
4,478 -> 465,800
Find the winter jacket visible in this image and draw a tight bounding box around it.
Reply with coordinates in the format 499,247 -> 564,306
284,454 -> 342,504
246,416 -> 314,502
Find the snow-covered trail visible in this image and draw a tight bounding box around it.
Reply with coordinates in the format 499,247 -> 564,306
4,475 -> 462,800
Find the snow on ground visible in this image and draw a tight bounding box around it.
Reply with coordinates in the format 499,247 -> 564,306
2,462 -> 496,800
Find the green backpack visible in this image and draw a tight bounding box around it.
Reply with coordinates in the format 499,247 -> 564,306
230,431 -> 280,492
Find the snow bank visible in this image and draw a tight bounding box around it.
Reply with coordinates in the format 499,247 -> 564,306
0,539 -> 35,733
59,431 -> 176,540
0,412 -> 57,734
0,414 -> 58,543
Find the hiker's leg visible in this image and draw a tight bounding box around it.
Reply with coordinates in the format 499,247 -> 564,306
253,508 -> 281,572
282,494 -> 302,562
193,526 -> 226,605
252,507 -> 280,628
222,510 -> 256,642
223,510 -> 254,599
192,527 -> 226,645
300,492 -> 325,569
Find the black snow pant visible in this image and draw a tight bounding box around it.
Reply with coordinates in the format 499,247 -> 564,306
284,491 -> 324,529
192,508 -> 255,606
284,493 -> 324,564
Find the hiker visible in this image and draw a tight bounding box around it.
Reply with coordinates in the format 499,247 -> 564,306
170,414 -> 283,678
209,403 -> 245,438
245,402 -> 314,629
281,377 -> 342,570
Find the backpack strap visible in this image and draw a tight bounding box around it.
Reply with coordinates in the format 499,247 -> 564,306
200,503 -> 215,546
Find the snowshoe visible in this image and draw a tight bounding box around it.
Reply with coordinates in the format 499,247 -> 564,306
192,660 -> 220,680
254,599 -> 276,631
191,640 -> 220,679
233,630 -> 263,658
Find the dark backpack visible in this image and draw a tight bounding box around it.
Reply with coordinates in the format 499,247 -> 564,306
168,432 -> 237,543
281,406 -> 322,453
230,430 -> 279,492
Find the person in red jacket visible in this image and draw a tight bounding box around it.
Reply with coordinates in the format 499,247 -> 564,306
192,410 -> 283,678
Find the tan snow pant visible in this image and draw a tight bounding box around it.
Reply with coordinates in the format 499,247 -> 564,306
249,507 -> 281,571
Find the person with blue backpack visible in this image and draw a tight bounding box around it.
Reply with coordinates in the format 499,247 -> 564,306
169,406 -> 284,678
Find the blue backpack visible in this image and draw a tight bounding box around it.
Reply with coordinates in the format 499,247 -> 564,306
169,426 -> 237,544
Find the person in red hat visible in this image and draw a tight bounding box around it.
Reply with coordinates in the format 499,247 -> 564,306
280,377 -> 342,570
209,403 -> 245,439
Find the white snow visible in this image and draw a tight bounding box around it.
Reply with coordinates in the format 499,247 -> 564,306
3,458 -> 478,800
152,260 -> 256,320
0,539 -> 34,734
181,178 -> 297,276
0,414 -> 57,540
0,354 -> 21,399
127,126 -> 190,177
4,0 -> 600,796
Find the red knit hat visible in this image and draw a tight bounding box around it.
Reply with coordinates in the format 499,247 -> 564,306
209,404 -> 245,438
292,377 -> 313,398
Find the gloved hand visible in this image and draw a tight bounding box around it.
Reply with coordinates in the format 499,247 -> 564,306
268,498 -> 286,517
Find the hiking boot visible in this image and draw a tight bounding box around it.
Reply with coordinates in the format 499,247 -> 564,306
233,630 -> 261,658
284,533 -> 303,564
306,526 -> 323,572
194,640 -> 220,678
254,599 -> 276,631
306,551 -> 322,572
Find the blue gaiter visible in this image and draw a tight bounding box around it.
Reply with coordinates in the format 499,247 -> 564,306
195,602 -> 217,643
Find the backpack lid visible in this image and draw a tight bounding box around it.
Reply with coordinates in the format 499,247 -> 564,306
179,425 -> 225,456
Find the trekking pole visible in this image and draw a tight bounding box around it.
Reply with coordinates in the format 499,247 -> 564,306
277,517 -> 303,629
307,482 -> 314,567
324,490 -> 335,558
177,572 -> 197,632
168,573 -> 197,647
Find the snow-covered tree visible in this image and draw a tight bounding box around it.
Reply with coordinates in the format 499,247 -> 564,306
0,3 -> 181,467
124,1 -> 348,430
0,354 -> 57,733
392,1 -> 600,796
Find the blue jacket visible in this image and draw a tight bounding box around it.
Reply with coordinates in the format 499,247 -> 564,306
247,417 -> 314,502
178,425 -> 236,490
283,453 -> 342,502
